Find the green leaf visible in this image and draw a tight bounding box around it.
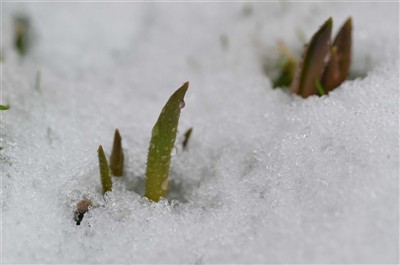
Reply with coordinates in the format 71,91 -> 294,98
145,82 -> 189,202
98,145 -> 112,194
291,18 -> 332,98
0,105 -> 9,110
273,43 -> 297,88
110,129 -> 124,177
182,127 -> 193,150
273,58 -> 297,88
14,16 -> 30,56
315,79 -> 326,96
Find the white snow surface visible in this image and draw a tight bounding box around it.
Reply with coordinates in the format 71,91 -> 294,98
1,2 -> 399,264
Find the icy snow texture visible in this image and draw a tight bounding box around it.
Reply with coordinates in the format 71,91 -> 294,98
1,2 -> 399,264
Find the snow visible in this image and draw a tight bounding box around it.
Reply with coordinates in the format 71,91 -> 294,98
1,2 -> 399,264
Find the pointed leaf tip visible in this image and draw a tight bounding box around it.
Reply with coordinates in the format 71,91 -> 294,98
110,129 -> 124,177
326,17 -> 333,27
178,81 -> 189,95
320,17 -> 333,36
345,17 -> 352,26
332,17 -> 352,86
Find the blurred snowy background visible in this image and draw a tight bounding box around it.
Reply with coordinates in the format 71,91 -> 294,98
1,2 -> 399,263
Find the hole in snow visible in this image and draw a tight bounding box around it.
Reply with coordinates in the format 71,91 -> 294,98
123,173 -> 198,204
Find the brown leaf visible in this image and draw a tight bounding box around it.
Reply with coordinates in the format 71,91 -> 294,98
333,17 -> 352,84
321,46 -> 341,91
291,18 -> 332,98
110,129 -> 124,176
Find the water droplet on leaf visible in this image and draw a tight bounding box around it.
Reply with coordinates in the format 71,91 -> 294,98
161,179 -> 169,191
171,146 -> 178,156
179,100 -> 185,109
151,126 -> 159,137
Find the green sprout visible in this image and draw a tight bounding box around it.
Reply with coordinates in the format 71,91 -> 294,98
98,145 -> 112,194
273,42 -> 297,88
182,127 -> 193,150
0,105 -> 9,111
315,79 -> 326,96
273,17 -> 352,98
145,82 -> 189,202
14,16 -> 30,56
110,129 -> 124,176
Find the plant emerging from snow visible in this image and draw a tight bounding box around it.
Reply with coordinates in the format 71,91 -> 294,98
110,129 -> 124,177
94,82 -> 189,202
98,145 -> 112,194
14,15 -> 30,56
145,82 -> 189,202
274,17 -> 352,98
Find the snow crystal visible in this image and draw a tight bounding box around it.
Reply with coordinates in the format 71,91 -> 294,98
1,2 -> 398,264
